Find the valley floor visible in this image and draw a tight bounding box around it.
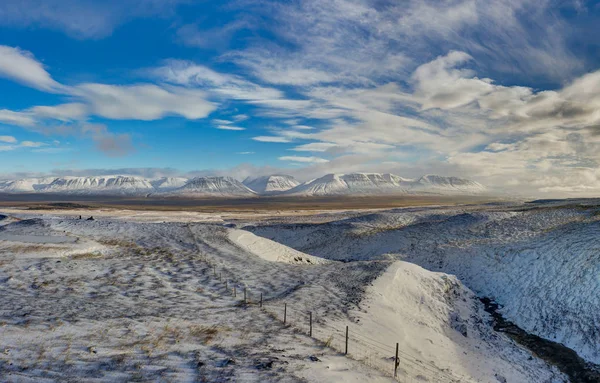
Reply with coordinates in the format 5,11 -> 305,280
1,199 -> 598,382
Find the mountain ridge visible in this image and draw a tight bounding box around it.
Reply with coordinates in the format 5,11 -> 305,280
0,173 -> 487,197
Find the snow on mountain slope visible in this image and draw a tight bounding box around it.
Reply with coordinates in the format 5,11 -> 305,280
332,261 -> 563,382
0,173 -> 487,197
285,173 -> 412,196
410,174 -> 486,194
150,177 -> 188,191
0,177 -> 58,193
165,176 -> 257,197
243,175 -> 300,194
42,176 -> 154,195
228,228 -> 330,264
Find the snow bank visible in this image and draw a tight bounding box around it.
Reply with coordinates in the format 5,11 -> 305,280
228,228 -> 330,265
341,261 -> 562,382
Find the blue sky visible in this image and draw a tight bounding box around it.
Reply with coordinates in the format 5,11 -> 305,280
1,0 -> 600,195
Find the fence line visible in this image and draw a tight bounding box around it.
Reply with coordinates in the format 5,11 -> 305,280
187,227 -> 462,383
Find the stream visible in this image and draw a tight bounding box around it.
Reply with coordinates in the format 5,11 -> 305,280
480,297 -> 600,383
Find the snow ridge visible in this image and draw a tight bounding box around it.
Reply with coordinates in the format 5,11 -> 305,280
243,175 -> 300,194
285,173 -> 485,196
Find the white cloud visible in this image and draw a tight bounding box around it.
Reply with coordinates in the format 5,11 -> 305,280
291,142 -> 337,152
0,45 -> 64,92
0,109 -> 36,127
279,155 -> 329,164
212,119 -> 233,125
0,135 -> 17,143
411,51 -> 494,110
150,60 -> 283,101
216,125 -> 245,131
252,136 -> 291,143
28,103 -> 88,121
20,141 -> 46,147
237,151 -> 255,155
0,0 -> 188,39
74,83 -> 217,120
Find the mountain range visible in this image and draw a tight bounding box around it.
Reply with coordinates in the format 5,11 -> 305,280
0,173 -> 487,197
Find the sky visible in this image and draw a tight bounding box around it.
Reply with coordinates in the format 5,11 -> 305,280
1,0 -> 600,196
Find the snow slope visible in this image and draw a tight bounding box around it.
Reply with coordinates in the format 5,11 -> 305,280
42,176 -> 155,195
332,261 -> 563,382
411,174 -> 487,194
243,175 -> 300,194
285,173 -> 485,196
0,177 -> 58,192
250,204 -> 600,368
164,176 -> 257,197
228,228 -> 330,264
150,176 -> 189,191
285,173 -> 412,196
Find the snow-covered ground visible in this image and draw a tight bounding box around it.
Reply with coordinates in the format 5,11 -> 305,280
3,201 -> 594,382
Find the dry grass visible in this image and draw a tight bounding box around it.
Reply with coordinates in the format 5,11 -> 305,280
188,325 -> 221,344
70,252 -> 104,260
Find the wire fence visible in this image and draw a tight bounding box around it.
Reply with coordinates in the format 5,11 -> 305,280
191,228 -> 462,383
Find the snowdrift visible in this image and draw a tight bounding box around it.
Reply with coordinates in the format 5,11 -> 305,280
228,229 -> 330,265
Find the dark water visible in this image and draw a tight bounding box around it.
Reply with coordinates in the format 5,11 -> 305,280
480,298 -> 600,383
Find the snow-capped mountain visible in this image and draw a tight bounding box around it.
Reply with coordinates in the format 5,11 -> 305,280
285,173 -> 486,196
411,175 -> 486,194
42,176 -> 155,195
164,176 -> 256,197
150,177 -> 189,191
0,177 -> 58,192
243,175 -> 300,195
0,173 -> 487,197
284,173 -> 413,196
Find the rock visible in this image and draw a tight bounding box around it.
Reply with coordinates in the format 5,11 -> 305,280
255,360 -> 274,370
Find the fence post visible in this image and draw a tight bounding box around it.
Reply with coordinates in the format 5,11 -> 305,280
309,312 -> 312,337
234,285 -> 236,297
244,287 -> 247,303
225,280 -> 228,290
213,266 -> 216,277
394,342 -> 399,378
284,303 -> 287,325
260,293 -> 263,308
345,326 -> 349,355
219,272 -> 222,281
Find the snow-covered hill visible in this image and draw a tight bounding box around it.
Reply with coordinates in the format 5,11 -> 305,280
164,176 -> 257,197
243,175 -> 300,194
150,177 -> 189,191
42,176 -> 155,195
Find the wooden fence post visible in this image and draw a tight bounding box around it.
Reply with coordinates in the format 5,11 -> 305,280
345,326 -> 349,355
309,312 -> 312,337
394,342 -> 399,378
260,293 -> 263,308
244,287 -> 247,303
234,285 -> 236,297
284,303 -> 287,325
225,280 -> 228,290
